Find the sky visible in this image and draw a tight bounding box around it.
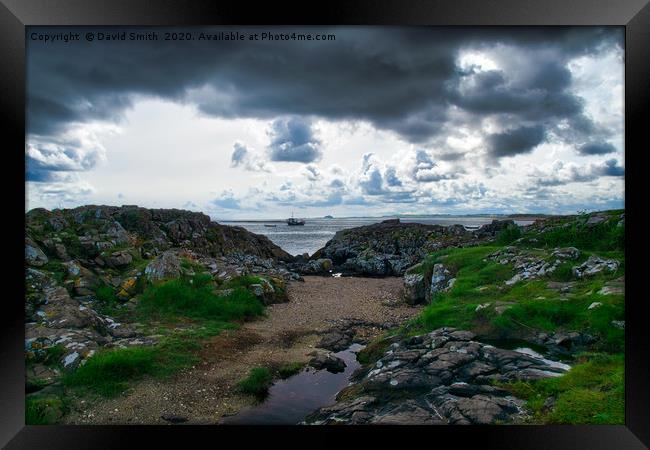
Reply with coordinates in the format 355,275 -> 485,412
25,27 -> 624,220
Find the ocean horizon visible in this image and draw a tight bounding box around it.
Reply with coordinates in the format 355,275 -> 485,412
223,216 -> 536,256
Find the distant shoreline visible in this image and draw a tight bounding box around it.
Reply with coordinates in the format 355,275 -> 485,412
218,214 -> 551,223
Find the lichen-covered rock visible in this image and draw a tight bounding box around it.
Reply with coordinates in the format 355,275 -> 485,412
403,273 -> 428,305
144,250 -> 182,281
26,237 -> 48,267
306,327 -> 569,425
572,256 -> 619,278
306,219 -> 475,276
431,264 -> 454,297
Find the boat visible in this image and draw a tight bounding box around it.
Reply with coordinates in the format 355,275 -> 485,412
287,210 -> 305,226
264,224 -> 277,228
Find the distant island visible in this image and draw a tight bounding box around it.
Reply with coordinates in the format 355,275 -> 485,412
323,215 -> 334,219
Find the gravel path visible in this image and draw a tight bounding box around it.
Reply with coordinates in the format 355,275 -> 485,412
63,276 -> 422,425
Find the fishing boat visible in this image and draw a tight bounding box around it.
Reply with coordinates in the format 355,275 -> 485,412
287,210 -> 305,226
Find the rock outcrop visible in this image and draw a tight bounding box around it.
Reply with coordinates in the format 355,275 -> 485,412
25,205 -> 301,376
302,219 -> 477,277
305,327 -> 569,425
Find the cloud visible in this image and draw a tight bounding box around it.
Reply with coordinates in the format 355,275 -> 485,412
212,190 -> 241,209
531,159 -> 624,186
487,125 -> 546,159
267,117 -> 322,163
27,27 -> 621,148
230,141 -> 272,172
304,164 -> 321,181
577,141 -> 617,156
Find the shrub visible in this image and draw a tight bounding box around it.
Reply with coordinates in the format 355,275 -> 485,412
237,367 -> 273,399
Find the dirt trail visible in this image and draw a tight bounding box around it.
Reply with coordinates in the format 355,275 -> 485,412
63,276 -> 422,424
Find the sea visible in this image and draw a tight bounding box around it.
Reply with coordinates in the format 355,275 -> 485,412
221,216 -> 536,257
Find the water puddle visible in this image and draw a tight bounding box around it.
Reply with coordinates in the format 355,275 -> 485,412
512,347 -> 571,371
221,343 -> 364,425
480,338 -> 571,370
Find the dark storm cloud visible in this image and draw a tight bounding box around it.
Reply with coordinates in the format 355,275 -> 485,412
577,142 -> 617,156
487,125 -> 546,158
27,26 -> 622,179
599,159 -> 625,177
267,118 -> 322,163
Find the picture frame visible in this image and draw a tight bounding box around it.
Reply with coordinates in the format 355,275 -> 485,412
3,0 -> 648,447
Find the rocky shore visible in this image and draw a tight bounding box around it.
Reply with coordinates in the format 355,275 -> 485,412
291,218 -> 516,277
25,206 -> 625,426
305,327 -> 568,425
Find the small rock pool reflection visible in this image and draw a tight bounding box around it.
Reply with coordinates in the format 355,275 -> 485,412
221,343 -> 364,425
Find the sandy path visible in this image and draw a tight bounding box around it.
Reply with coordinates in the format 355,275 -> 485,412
63,276 -> 422,425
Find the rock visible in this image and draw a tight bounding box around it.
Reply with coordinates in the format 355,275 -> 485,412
551,247 -> 580,260
309,352 -> 347,373
431,264 -> 453,297
611,320 -> 625,330
599,285 -> 624,296
145,250 -> 182,281
307,327 -> 565,425
572,256 -> 619,278
307,220 -> 474,277
300,258 -> 334,274
104,250 -> 133,268
588,302 -> 602,310
585,214 -> 607,227
26,237 -> 49,267
474,219 -> 515,238
318,331 -> 352,352
475,303 -> 491,312
161,414 -> 189,424
403,272 -> 429,305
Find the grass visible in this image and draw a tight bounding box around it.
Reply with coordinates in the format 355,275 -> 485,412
501,353 -> 624,424
26,395 -> 67,425
62,320 -> 233,397
277,362 -> 304,379
525,217 -> 624,252
62,271 -> 264,398
237,367 -> 273,399
136,273 -> 264,322
496,224 -> 523,245
408,244 -> 624,352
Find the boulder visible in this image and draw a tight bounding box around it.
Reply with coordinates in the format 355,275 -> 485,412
403,273 -> 429,305
572,256 -> 619,278
104,250 -> 133,268
431,264 -> 454,297
309,351 -> 347,373
26,237 -> 48,267
144,251 -> 182,281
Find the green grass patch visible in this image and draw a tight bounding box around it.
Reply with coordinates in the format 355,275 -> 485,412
237,367 -> 273,399
137,274 -> 264,323
277,362 -> 304,379
221,275 -> 264,289
501,353 -> 624,424
62,319 -> 232,397
26,395 -> 67,425
526,218 -> 624,252
496,224 -> 523,245
95,284 -> 116,303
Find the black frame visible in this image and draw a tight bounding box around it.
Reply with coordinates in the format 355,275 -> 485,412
2,1 -> 649,448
